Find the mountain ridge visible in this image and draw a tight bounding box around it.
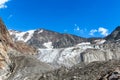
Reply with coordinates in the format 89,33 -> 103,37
1,18 -> 120,80
9,28 -> 88,48
9,26 -> 120,68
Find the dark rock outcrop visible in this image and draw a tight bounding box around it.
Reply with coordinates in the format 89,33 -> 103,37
105,26 -> 120,41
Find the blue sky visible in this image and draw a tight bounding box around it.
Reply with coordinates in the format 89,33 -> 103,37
0,0 -> 120,38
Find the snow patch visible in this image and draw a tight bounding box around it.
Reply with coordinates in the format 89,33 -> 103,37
77,42 -> 91,46
24,30 -> 35,42
43,42 -> 53,49
94,39 -> 106,44
38,29 -> 43,34
15,32 -> 26,41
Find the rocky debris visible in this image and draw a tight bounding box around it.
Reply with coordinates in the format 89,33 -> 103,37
36,60 -> 120,80
100,67 -> 120,80
7,54 -> 53,80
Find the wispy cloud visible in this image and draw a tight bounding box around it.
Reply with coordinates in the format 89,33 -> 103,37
89,29 -> 97,36
74,24 -> 80,31
74,24 -> 86,33
7,14 -> 13,19
89,27 -> 109,36
0,0 -> 10,9
73,24 -> 88,37
64,29 -> 68,33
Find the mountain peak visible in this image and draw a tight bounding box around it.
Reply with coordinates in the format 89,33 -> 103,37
115,26 -> 120,31
105,26 -> 120,41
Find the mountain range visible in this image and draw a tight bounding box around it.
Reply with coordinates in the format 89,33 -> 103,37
0,18 -> 120,80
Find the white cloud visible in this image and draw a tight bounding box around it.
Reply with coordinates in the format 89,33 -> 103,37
74,24 -> 87,36
89,27 -> 109,37
89,29 -> 97,36
0,0 -> 9,9
98,27 -> 109,36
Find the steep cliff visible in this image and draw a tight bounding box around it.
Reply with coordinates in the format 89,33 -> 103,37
0,19 -> 13,80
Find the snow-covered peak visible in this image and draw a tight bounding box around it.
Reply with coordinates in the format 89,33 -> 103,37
24,30 -> 35,42
9,30 -> 35,42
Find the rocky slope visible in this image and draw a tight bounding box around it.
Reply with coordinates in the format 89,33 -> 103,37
0,19 -> 53,80
0,19 -> 14,80
105,26 -> 120,41
7,54 -> 53,80
38,60 -> 120,80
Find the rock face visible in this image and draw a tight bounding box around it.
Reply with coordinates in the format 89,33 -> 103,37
15,41 -> 37,55
105,26 -> 120,41
0,19 -> 14,80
